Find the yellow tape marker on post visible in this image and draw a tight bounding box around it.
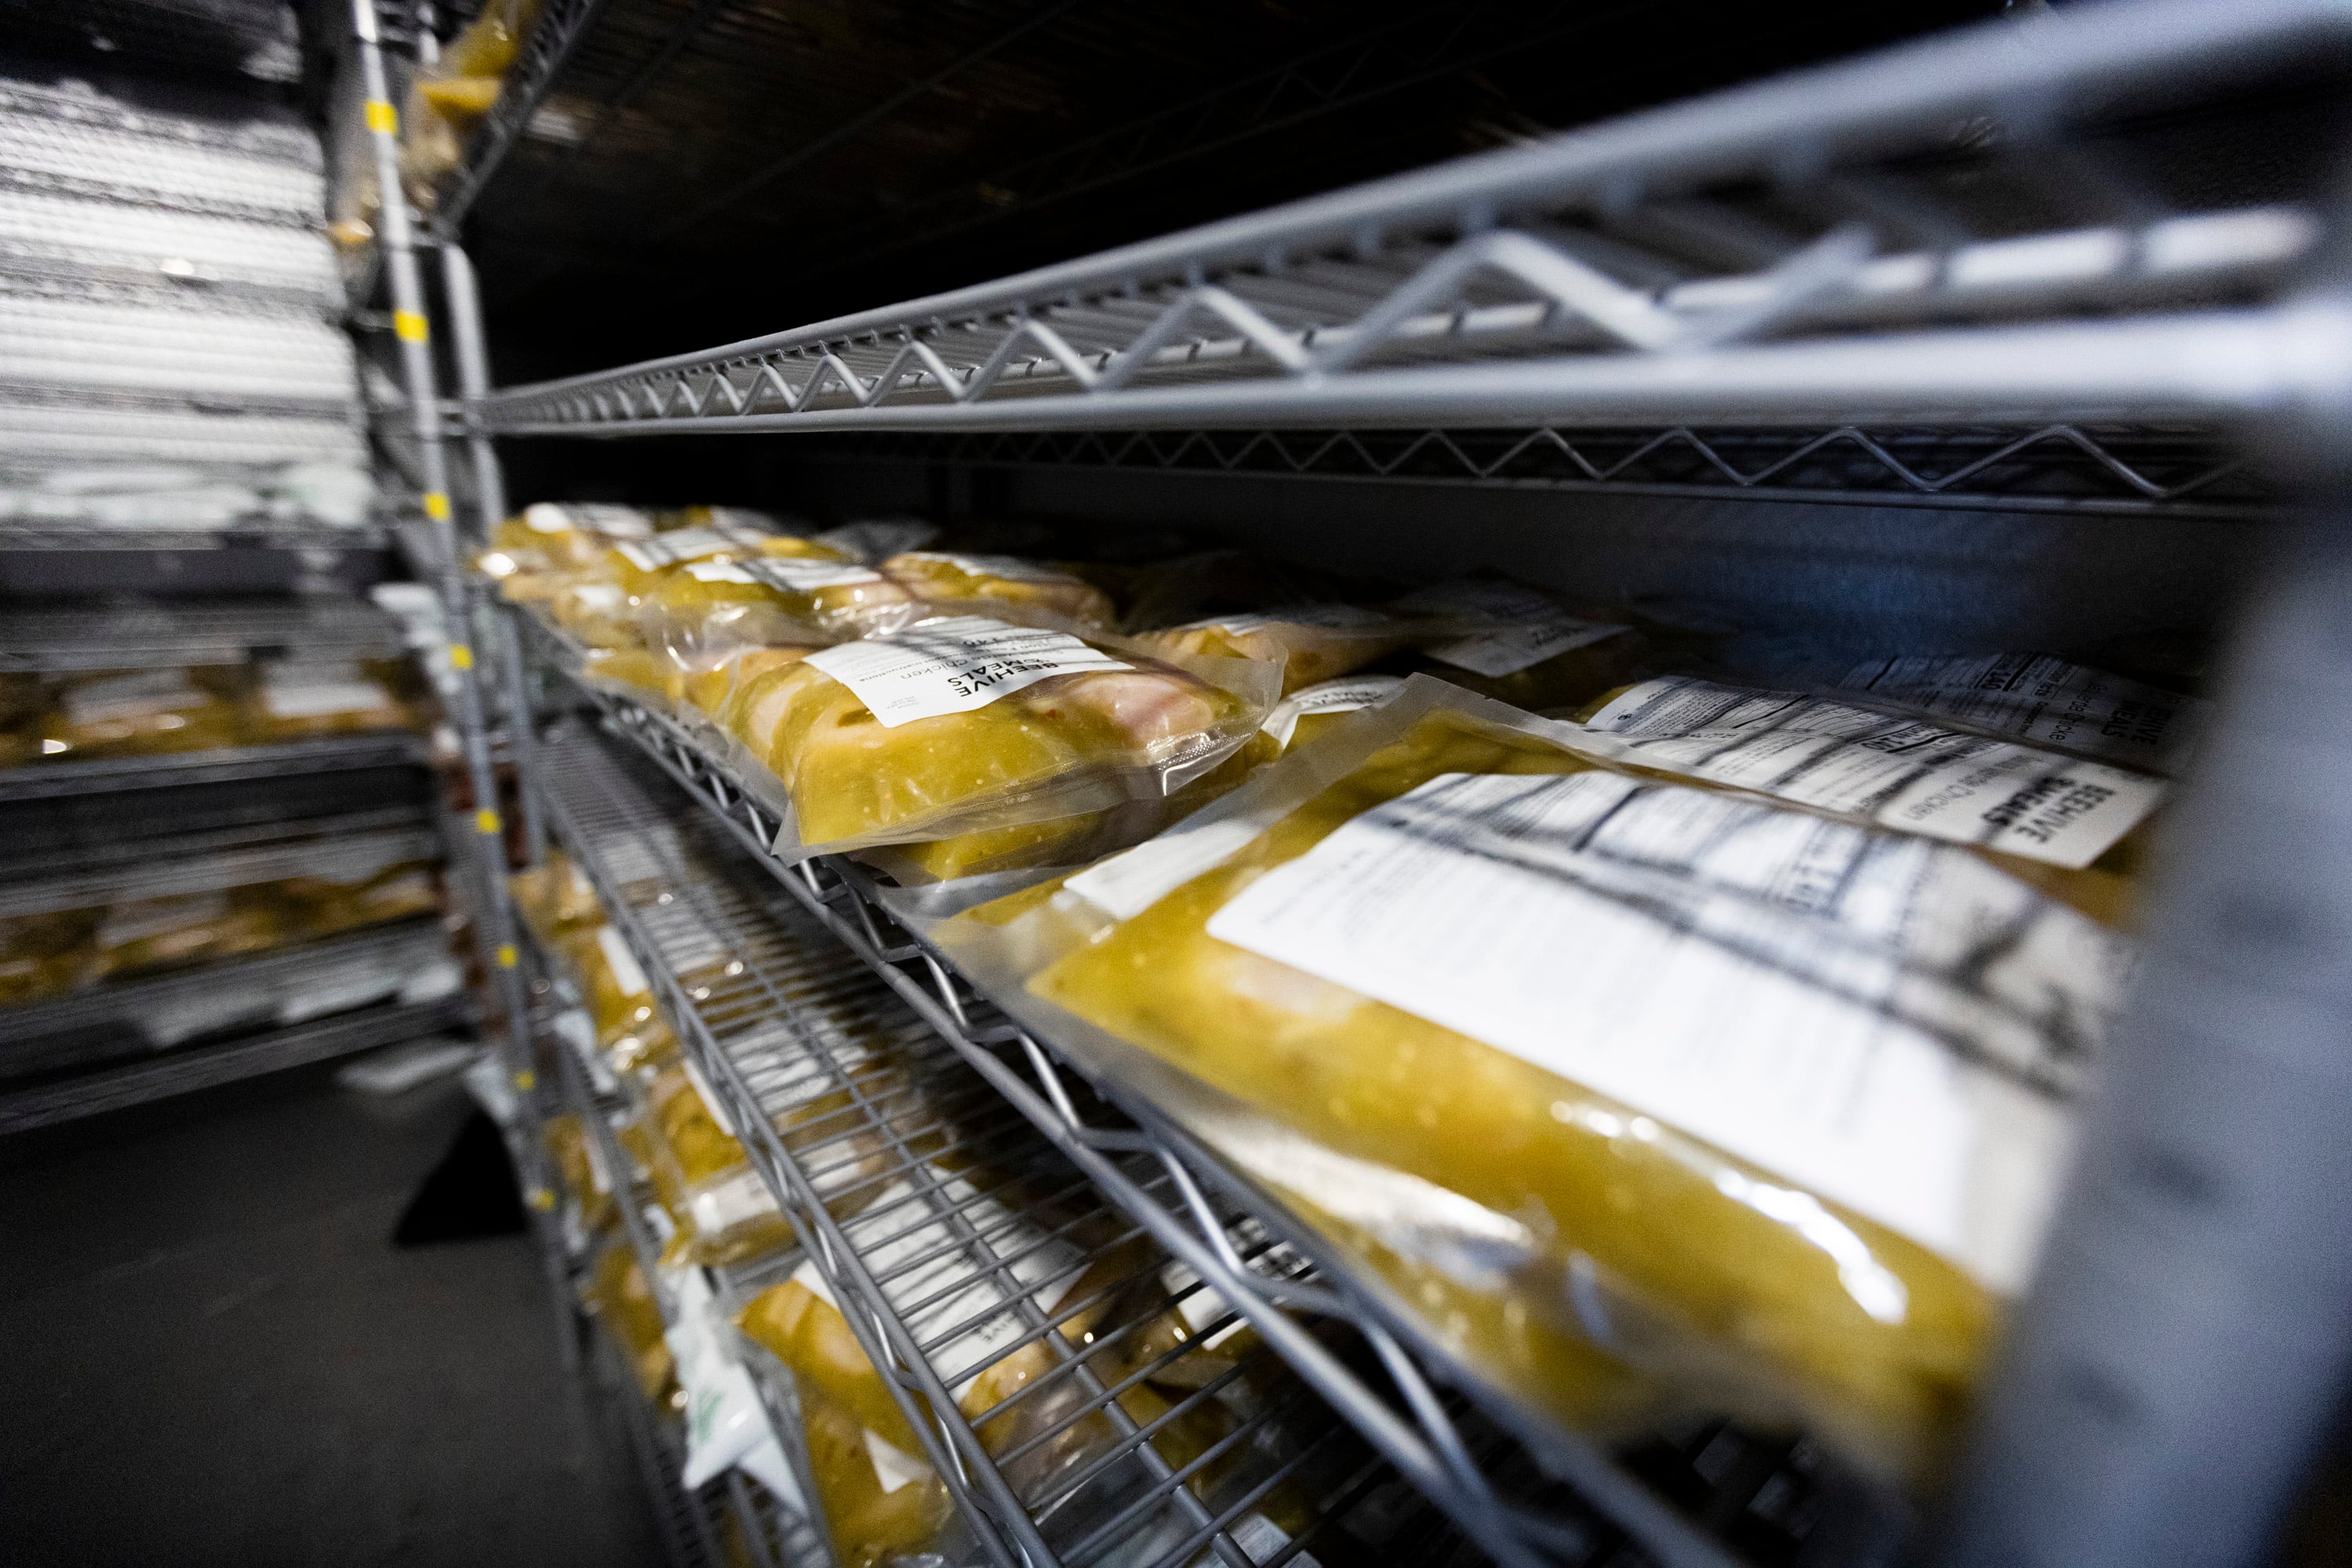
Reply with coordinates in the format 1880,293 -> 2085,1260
423,490 -> 452,521
394,310 -> 430,343
496,942 -> 519,969
515,1070 -> 539,1093
448,643 -> 474,670
477,808 -> 503,836
365,100 -> 397,135
528,1186 -> 554,1210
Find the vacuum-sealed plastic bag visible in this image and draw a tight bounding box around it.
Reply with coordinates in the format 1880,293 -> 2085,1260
639,1064 -> 793,1266
1832,652 -> 2209,773
1567,673 -> 2163,924
397,0 -> 546,209
880,551 -> 1116,628
478,502 -> 656,592
560,923 -> 677,1069
944,675 -> 2132,1485
243,659 -> 412,742
1395,578 -> 1647,710
719,615 -> 1277,862
0,908 -> 100,1004
815,517 -> 940,565
1134,605 -> 1419,696
789,1378 -> 955,1568
543,1112 -> 618,1236
583,1241 -> 676,1405
510,850 -> 604,942
92,887 -> 288,978
45,667 -> 245,758
278,860 -> 441,940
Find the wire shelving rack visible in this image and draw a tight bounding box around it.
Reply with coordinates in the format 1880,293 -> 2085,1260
394,0 -> 2352,1563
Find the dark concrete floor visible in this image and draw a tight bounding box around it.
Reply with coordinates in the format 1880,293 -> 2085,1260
0,1058 -> 664,1567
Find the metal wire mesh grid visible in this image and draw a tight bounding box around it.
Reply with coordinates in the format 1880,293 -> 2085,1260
535,725 -> 1446,1568
810,422 -> 2274,518
0,395 -> 365,476
0,84 -> 325,224
477,0 -> 2352,448
515,615 -> 1870,1568
0,595 -> 405,671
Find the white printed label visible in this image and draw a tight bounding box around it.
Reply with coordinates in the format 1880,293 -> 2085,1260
1205,771 -> 2121,1291
1838,653 -> 2207,770
1157,1262 -> 1247,1350
803,615 -> 1128,728
862,1429 -> 931,1495
735,555 -> 884,591
1259,673 -> 1404,748
595,924 -> 650,997
615,528 -> 731,572
1396,579 -> 1631,677
261,662 -> 393,719
99,890 -> 227,947
897,550 -> 1072,584
530,501 -> 651,538
64,670 -> 205,724
1583,676 -> 2164,869
687,1167 -> 778,1236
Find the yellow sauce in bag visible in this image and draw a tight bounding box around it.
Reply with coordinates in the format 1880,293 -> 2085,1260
1134,606 -> 1414,697
792,1382 -> 953,1568
1029,706 -> 2012,1483
880,551 -> 1116,628
720,619 -> 1258,853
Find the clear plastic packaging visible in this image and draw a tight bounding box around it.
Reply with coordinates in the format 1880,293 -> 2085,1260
786,1378 -> 956,1568
814,517 -> 940,565
558,923 -> 677,1069
1133,604 -> 1420,696
509,850 -> 604,942
277,859 -> 442,940
583,1240 -> 676,1406
879,551 -> 1117,628
938,674 -> 2133,1486
0,908 -> 100,1004
91,887 -> 289,978
637,1064 -> 793,1267
396,0 -> 546,211
543,1112 -> 618,1236
1393,577 -> 1650,710
241,658 -> 413,743
43,667 -> 245,759
716,615 -> 1279,864
1829,652 -> 2210,773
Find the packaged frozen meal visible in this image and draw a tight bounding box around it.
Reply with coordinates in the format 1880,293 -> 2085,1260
637,1063 -> 793,1267
1395,577 -> 1646,710
44,667 -> 245,758
717,615 -> 1277,863
1133,604 -> 1419,696
91,887 -> 288,978
242,659 -> 412,742
0,908 -> 100,1004
945,674 -> 2133,1486
879,551 -> 1116,628
1831,652 -> 2209,773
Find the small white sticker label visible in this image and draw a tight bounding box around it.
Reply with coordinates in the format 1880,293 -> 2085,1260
862,1429 -> 931,1495
734,555 -> 884,590
1583,676 -> 2164,869
615,528 -> 731,572
803,615 -> 1129,728
595,925 -> 650,997
1259,673 -> 1404,748
1396,579 -> 1630,676
1838,653 -> 2207,770
1203,771 -> 2119,1290
64,670 -> 205,724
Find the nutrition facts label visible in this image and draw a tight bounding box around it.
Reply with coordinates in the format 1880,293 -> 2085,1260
803,615 -> 1128,726
1838,652 -> 2207,770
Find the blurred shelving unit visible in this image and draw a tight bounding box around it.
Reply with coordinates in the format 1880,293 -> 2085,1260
372,0 -> 2352,1566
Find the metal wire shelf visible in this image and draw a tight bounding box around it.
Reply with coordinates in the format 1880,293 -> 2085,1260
808,422 -> 2276,519
0,808 -> 435,918
0,732 -> 423,804
429,0 -> 613,234
0,396 -> 366,474
476,0 -> 2352,474
519,619 -> 1852,1568
0,993 -> 470,1134
532,722 -> 1468,1568
0,916 -> 456,1083
0,593 -> 406,672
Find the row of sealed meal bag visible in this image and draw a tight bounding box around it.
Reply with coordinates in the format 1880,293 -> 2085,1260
0,657 -> 426,769
0,853 -> 442,1007
515,847 -> 1336,1568
492,498 -> 2210,1499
